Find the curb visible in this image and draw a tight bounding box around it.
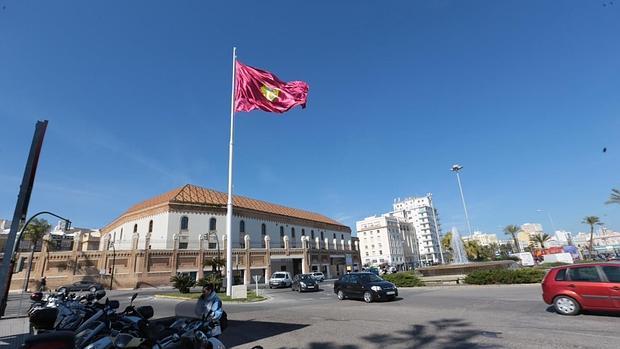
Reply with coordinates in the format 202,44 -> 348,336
153,294 -> 270,303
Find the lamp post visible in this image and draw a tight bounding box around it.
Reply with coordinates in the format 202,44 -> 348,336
536,209 -> 556,233
19,212 -> 71,292
451,164 -> 473,236
207,231 -> 221,274
109,241 -> 116,290
7,212 -> 70,295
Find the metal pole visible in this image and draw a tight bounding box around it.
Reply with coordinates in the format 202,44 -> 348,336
428,194 -> 445,264
225,47 -> 237,296
0,120 -> 48,317
109,243 -> 116,290
455,172 -> 473,236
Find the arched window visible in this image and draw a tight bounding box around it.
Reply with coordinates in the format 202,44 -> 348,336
133,224 -> 138,234
280,226 -> 285,248
291,228 -> 296,248
301,229 -> 305,236
320,231 -> 324,240
311,230 -> 315,239
341,234 -> 344,240
239,220 -> 245,247
180,216 -> 189,231
261,224 -> 267,248
148,220 -> 153,233
209,218 -> 216,231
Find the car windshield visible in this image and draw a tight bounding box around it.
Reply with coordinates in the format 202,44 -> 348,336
300,274 -> 314,280
360,274 -> 383,283
273,273 -> 286,278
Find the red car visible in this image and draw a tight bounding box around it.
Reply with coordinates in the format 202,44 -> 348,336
542,262 -> 620,315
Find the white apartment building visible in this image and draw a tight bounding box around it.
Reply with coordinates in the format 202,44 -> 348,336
463,231 -> 499,246
521,223 -> 544,236
356,215 -> 415,269
392,195 -> 443,265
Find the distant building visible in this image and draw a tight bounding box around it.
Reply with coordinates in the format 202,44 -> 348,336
463,231 -> 498,246
356,215 -> 416,269
521,223 -> 544,236
392,195 -> 443,265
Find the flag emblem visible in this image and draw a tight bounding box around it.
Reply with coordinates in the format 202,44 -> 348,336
260,85 -> 280,102
235,61 -> 308,113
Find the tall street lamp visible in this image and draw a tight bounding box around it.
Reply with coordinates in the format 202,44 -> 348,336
9,211 -> 70,294
451,164 -> 473,236
536,209 -> 556,233
207,231 -> 221,274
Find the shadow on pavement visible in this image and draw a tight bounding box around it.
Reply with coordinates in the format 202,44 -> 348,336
278,318 -> 502,349
221,320 -> 308,348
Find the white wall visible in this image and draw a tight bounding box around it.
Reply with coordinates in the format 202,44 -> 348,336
103,212 -> 169,250
105,210 -> 351,251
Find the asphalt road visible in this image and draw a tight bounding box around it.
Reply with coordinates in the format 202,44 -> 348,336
4,283 -> 620,348
173,283 -> 618,349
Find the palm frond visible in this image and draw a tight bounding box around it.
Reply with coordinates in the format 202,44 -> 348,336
606,188 -> 620,205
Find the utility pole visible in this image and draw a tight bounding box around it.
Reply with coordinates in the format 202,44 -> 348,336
0,120 -> 48,317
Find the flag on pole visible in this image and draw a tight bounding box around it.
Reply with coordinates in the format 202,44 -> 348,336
234,61 -> 309,113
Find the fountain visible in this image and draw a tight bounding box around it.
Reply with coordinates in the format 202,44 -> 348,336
450,227 -> 469,264
416,227 -> 518,278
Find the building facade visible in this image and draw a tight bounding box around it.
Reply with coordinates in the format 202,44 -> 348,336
355,215 -> 416,269
2,184 -> 361,291
463,231 -> 499,246
100,184 -> 360,282
392,195 -> 443,265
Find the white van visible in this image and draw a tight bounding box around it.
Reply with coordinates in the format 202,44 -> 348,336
269,271 -> 292,288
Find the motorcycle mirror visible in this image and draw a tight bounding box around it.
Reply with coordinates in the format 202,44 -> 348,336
109,300 -> 120,309
95,290 -> 106,300
130,293 -> 138,303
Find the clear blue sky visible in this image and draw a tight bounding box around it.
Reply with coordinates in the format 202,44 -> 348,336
1,1 -> 619,237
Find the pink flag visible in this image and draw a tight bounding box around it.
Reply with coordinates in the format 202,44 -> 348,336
234,61 -> 309,113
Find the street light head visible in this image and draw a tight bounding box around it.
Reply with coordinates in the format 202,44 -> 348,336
451,164 -> 463,172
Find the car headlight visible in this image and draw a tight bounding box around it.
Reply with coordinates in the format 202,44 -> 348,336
300,282 -> 306,287
371,286 -> 382,291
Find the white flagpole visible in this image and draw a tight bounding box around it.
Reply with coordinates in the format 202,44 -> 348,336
225,47 -> 237,296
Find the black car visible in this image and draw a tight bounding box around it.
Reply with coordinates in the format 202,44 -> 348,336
292,274 -> 319,292
57,280 -> 103,293
334,272 -> 398,303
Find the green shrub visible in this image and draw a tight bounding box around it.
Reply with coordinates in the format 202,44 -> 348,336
197,273 -> 223,292
382,272 -> 425,287
464,268 -> 545,285
170,274 -> 196,293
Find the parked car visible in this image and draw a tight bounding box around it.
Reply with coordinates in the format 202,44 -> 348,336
292,274 -> 319,292
269,272 -> 292,288
311,272 -> 325,282
56,280 -> 104,293
542,262 -> 620,315
334,272 -> 398,303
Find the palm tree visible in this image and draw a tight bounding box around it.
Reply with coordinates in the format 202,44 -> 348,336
582,216 -> 601,259
606,188 -> 620,205
22,218 -> 51,291
530,233 -> 551,249
503,225 -> 521,253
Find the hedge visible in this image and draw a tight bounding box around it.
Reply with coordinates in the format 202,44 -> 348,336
464,268 -> 546,285
382,272 -> 425,287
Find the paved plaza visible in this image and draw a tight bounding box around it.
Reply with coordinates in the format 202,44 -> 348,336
2,283 -> 619,349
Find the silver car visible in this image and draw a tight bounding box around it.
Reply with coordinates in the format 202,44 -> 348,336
311,272 -> 325,282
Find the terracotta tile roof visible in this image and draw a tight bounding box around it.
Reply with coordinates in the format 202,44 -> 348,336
123,184 -> 347,228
